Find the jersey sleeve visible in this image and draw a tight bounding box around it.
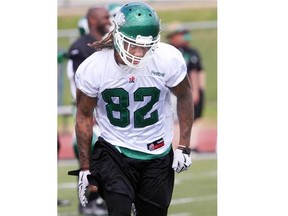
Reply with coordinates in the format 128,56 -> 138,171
165,45 -> 187,88
74,56 -> 99,98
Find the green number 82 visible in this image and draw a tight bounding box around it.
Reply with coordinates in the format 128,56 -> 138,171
102,87 -> 160,128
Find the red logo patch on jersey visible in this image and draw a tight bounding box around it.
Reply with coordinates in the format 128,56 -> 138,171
129,76 -> 136,83
147,138 -> 164,151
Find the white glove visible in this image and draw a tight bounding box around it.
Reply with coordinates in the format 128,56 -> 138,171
172,148 -> 192,173
78,170 -> 90,207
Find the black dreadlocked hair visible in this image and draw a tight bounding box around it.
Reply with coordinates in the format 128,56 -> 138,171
88,31 -> 114,51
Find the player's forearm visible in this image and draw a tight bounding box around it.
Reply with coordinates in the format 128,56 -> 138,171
190,72 -> 200,103
199,70 -> 206,89
177,92 -> 194,147
75,115 -> 93,170
190,71 -> 200,92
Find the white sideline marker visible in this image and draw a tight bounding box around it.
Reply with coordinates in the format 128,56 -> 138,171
171,195 -> 216,205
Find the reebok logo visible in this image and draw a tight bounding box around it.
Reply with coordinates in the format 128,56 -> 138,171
151,70 -> 165,77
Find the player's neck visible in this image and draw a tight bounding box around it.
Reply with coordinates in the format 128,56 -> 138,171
114,51 -> 126,66
90,30 -> 105,41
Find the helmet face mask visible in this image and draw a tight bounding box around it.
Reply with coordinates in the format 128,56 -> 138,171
113,2 -> 161,68
114,29 -> 160,68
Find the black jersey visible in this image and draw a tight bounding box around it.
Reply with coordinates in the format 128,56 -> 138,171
178,46 -> 205,120
178,46 -> 203,73
67,34 -> 97,73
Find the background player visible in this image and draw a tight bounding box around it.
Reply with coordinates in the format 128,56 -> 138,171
167,28 -> 206,121
66,6 -> 111,216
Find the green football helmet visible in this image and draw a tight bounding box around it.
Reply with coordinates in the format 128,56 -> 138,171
113,2 -> 161,68
107,2 -> 122,18
78,16 -> 89,36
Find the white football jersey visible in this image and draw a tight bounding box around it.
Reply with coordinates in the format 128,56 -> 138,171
75,42 -> 187,155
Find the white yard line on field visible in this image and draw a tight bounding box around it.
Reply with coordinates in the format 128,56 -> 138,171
174,170 -> 217,185
58,195 -> 216,216
58,212 -> 193,216
58,182 -> 77,189
58,212 -> 78,216
170,195 -> 217,205
168,213 -> 192,216
58,170 -> 216,189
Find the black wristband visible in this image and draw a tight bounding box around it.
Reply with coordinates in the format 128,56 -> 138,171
177,146 -> 191,154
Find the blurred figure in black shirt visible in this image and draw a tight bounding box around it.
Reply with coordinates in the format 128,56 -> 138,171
67,7 -> 111,102
167,29 -> 206,121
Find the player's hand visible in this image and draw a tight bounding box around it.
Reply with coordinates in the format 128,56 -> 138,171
172,148 -> 192,173
78,170 -> 90,207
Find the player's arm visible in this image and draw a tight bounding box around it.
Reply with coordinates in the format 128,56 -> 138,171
189,70 -> 200,104
170,74 -> 194,173
199,69 -> 206,90
170,74 -> 194,148
75,88 -> 97,170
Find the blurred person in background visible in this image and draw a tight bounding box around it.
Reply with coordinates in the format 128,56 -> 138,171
57,132 -> 71,207
57,52 -> 71,207
72,2 -> 193,216
66,6 -> 111,216
167,28 -> 206,122
67,7 -> 111,102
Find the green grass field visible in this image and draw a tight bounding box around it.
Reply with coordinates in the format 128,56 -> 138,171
58,155 -> 217,216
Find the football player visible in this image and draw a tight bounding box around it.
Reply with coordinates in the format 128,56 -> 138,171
74,2 -> 194,215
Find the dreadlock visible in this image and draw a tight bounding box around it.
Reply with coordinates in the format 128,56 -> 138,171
88,31 -> 114,51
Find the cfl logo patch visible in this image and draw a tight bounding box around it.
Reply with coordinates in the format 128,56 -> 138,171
129,76 -> 136,83
147,138 -> 164,151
